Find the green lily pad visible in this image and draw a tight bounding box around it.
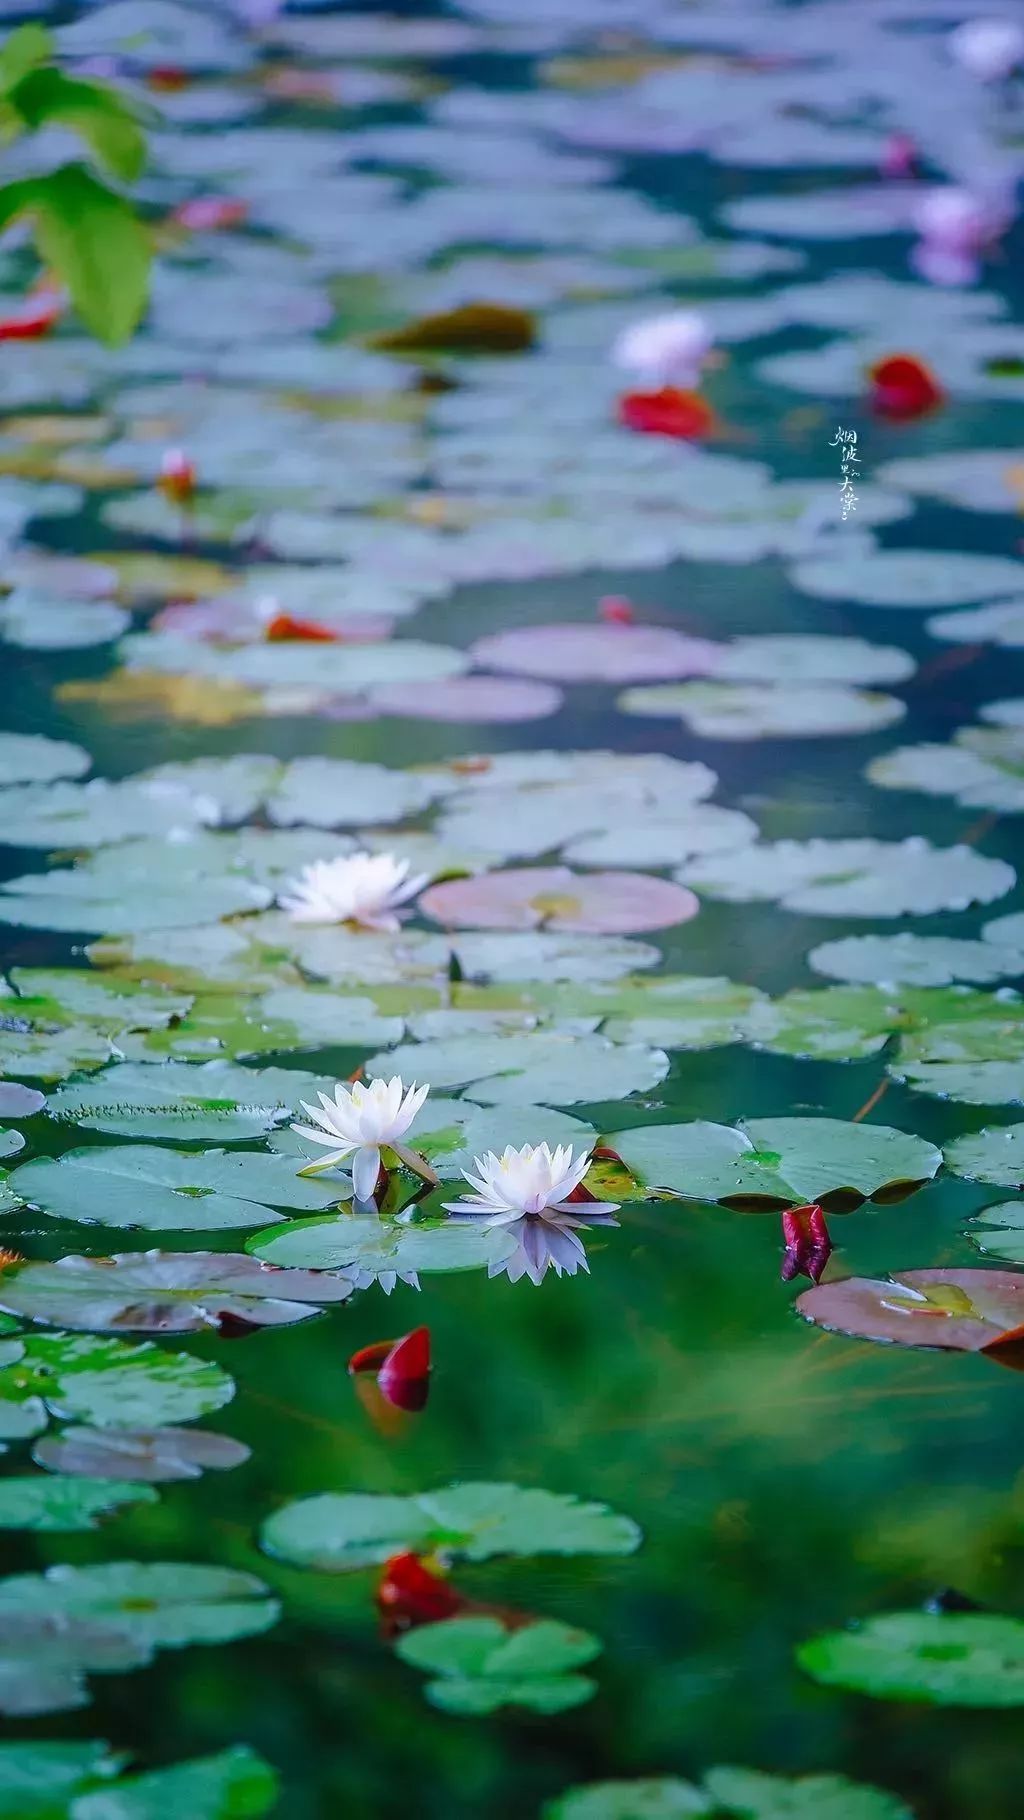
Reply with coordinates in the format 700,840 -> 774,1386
0,1476 -> 157,1532
928,599 -> 1024,649
0,733 -> 90,786
71,1744 -> 278,1819
0,1739 -> 122,1816
396,1615 -> 600,1716
867,722 -> 1024,814
0,1561 -> 279,1716
261,1481 -> 641,1572
361,1031 -> 668,1105
11,1145 -> 344,1231
546,1769 -> 913,1819
0,1331 -> 233,1443
797,1610 -> 1024,1706
604,1117 -> 940,1211
791,550 -> 1024,608
0,972 -> 192,1083
683,839 -> 1014,918
945,1124 -> 1024,1188
618,682 -> 904,740
964,1201 -> 1024,1263
808,931 -> 1024,988
247,1212 -> 517,1280
47,1061 -> 332,1141
0,1250 -> 351,1334
545,1779 -> 713,1819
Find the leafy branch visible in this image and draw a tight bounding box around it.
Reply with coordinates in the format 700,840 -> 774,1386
0,22 -> 152,343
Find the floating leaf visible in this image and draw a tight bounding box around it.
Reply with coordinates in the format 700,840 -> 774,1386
421,867 -> 699,935
683,839 -> 1014,918
469,622 -> 719,683
796,1268 -> 1024,1352
396,1615 -> 600,1715
248,1213 -> 516,1281
604,1118 -> 940,1211
868,721 -> 1024,814
797,1610 -> 1024,1706
0,1331 -> 233,1439
370,675 -> 561,722
545,1779 -> 712,1819
361,1030 -> 668,1105
808,931 -> 1024,988
71,1745 -> 278,1819
0,733 -> 89,786
620,681 -> 904,740
11,1145 -> 344,1231
47,1061 -> 331,1141
0,1738 -> 122,1817
0,1561 -> 278,1716
927,600 -> 1024,650
35,1425 -> 250,1483
791,550 -> 1024,609
261,1481 -> 641,1572
0,1475 -> 156,1532
547,1768 -> 913,1819
0,1251 -> 351,1334
945,1125 -> 1024,1189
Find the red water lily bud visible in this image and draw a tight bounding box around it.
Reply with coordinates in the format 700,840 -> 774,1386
377,1552 -> 464,1634
263,612 -> 339,643
148,65 -> 190,91
349,1327 -> 431,1412
618,386 -> 717,440
780,1204 -> 832,1284
598,595 -> 635,624
158,449 -> 197,507
869,355 -> 944,420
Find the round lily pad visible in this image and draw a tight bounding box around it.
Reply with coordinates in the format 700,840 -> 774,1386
47,1062 -> 332,1142
261,1481 -> 641,1571
371,675 -> 562,721
421,867 -> 699,935
248,1214 -> 517,1280
0,734 -> 90,787
790,551 -> 1024,609
397,1615 -> 601,1716
797,1610 -> 1024,1706
34,1425 -> 251,1483
11,1145 -> 344,1231
944,1124 -> 1024,1188
796,1268 -> 1024,1352
619,681 -> 904,740
683,839 -> 1014,918
360,1030 -> 668,1104
0,1251 -> 352,1334
468,622 -> 719,682
808,933 -> 1024,988
0,1476 -> 157,1533
0,1331 -> 234,1440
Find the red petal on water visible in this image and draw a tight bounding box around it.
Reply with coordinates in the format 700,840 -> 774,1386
263,612 -> 340,643
348,1340 -> 395,1375
869,355 -> 944,420
618,386 -> 717,440
147,65 -> 190,90
377,1552 -> 464,1633
0,297 -> 62,341
880,134 -> 917,179
172,197 -> 249,232
598,594 -> 635,624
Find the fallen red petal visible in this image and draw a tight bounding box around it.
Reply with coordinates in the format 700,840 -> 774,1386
0,296 -> 62,341
263,612 -> 340,643
618,386 -> 717,440
869,354 -> 944,420
598,594 -> 635,624
377,1552 -> 465,1632
172,197 -> 249,232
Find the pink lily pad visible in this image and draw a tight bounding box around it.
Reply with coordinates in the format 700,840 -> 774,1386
420,866 -> 699,935
371,675 -> 561,722
797,1268 -> 1024,1354
468,622 -> 721,684
34,1425 -> 251,1482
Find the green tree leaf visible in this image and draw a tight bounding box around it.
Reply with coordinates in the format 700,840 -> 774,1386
19,163 -> 149,345
7,69 -> 146,180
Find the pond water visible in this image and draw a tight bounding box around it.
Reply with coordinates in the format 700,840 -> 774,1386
2,2 -> 1024,1817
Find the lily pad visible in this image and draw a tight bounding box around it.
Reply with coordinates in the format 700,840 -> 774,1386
469,622 -> 719,683
421,868 -> 699,935
0,1251 -> 352,1334
370,675 -> 562,722
927,600 -> 1024,649
396,1615 -> 600,1715
604,1118 -> 940,1211
790,551 -> 1024,609
795,1269 -> 1024,1352
546,1769 -> 913,1819
0,1331 -> 234,1442
11,1146 -> 345,1232
71,1745 -> 278,1819
34,1425 -> 251,1483
808,931 -> 1024,988
261,1481 -> 641,1571
0,1476 -> 157,1533
867,721 -> 1024,814
361,1030 -> 668,1104
247,1213 -> 518,1281
619,681 -> 904,740
0,1561 -> 279,1716
47,1062 -> 332,1141
945,1125 -> 1024,1188
0,734 -> 90,787
683,839 -> 1014,918
797,1610 -> 1024,1706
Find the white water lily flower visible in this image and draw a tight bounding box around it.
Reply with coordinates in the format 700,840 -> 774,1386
949,18 -> 1024,80
292,1076 -> 430,1203
612,310 -> 712,389
279,851 -> 428,932
443,1142 -> 619,1287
